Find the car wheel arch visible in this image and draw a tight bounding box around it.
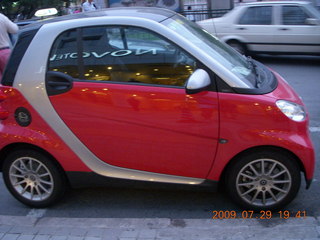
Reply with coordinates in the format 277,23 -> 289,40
220,35 -> 245,44
218,145 -> 305,187
0,143 -> 67,178
225,39 -> 249,55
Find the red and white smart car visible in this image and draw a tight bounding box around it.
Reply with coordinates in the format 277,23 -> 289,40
0,8 -> 315,210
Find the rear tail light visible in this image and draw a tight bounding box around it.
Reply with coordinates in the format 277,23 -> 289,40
0,91 -> 9,120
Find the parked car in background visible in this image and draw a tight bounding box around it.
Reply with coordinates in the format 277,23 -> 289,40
16,19 -> 38,28
11,8 -> 58,44
197,1 -> 320,55
0,7 -> 315,210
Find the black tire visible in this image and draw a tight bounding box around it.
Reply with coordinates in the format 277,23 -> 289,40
2,149 -> 66,208
227,40 -> 247,55
225,150 -> 301,210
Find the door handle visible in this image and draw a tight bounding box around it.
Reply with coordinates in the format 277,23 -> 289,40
47,81 -> 72,88
237,27 -> 247,30
279,28 -> 289,31
46,71 -> 74,96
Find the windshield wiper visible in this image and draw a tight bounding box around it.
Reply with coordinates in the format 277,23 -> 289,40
247,56 -> 262,88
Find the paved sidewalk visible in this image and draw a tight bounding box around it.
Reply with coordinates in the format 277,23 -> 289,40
0,215 -> 320,240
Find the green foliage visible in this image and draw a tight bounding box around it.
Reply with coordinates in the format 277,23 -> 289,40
0,0 -> 75,20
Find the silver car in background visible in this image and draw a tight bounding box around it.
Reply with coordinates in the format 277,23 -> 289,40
197,1 -> 320,55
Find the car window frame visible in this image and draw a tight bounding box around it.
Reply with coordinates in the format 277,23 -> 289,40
280,4 -> 312,25
2,27 -> 40,86
237,5 -> 273,25
47,25 -> 208,89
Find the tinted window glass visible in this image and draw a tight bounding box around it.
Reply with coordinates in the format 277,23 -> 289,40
282,6 -> 310,25
48,26 -> 197,87
239,6 -> 272,25
163,14 -> 257,88
48,29 -> 79,78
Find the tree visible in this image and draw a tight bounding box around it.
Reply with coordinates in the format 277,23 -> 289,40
0,0 -> 75,20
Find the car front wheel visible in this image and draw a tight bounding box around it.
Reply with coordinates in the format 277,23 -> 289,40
225,150 -> 301,210
2,149 -> 66,208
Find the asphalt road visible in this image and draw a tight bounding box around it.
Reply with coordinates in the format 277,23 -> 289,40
0,55 -> 319,219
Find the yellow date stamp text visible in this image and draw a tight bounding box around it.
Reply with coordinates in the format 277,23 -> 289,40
212,210 -> 307,220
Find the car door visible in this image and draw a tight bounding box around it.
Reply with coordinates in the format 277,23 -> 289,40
46,26 -> 219,179
273,4 -> 320,54
233,5 -> 275,52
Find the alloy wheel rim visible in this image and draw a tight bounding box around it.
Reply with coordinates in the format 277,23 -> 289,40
9,157 -> 54,201
236,158 -> 292,207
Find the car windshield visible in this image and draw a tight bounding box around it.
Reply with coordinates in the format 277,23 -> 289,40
162,15 -> 260,89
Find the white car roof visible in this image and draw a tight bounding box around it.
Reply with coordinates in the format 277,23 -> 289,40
243,1 -> 311,6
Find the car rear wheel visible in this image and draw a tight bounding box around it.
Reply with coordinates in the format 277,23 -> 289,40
225,150 -> 301,210
2,149 -> 66,208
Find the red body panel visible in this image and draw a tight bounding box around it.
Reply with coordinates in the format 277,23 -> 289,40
0,87 -> 90,172
0,71 -> 315,183
207,72 -> 315,181
49,83 -> 219,178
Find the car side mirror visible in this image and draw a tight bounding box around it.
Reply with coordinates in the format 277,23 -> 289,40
185,69 -> 211,94
305,18 -> 320,25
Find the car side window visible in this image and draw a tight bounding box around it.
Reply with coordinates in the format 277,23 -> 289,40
282,6 -> 310,25
239,6 -> 272,25
48,26 -> 197,87
49,29 -> 79,78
